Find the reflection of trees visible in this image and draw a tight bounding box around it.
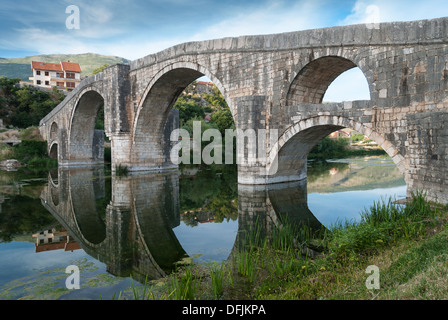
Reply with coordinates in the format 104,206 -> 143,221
0,194 -> 58,242
307,160 -> 349,183
179,165 -> 238,226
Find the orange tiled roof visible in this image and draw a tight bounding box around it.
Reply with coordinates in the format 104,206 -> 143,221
61,61 -> 82,73
197,81 -> 214,86
31,60 -> 82,73
31,61 -> 62,72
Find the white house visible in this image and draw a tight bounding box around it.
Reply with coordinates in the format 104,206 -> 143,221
29,60 -> 82,91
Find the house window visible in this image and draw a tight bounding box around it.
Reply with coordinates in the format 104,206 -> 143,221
66,72 -> 75,79
45,81 -> 49,86
45,71 -> 49,76
56,82 -> 64,87
36,71 -> 41,75
37,80 -> 41,85
66,82 -> 75,88
57,72 -> 64,78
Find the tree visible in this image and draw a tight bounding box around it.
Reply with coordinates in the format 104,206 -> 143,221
0,77 -> 63,128
203,85 -> 228,109
210,108 -> 234,135
92,64 -> 109,75
174,97 -> 205,126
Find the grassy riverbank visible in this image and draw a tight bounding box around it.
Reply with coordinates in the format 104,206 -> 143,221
120,192 -> 448,300
309,137 -> 386,160
0,127 -> 57,170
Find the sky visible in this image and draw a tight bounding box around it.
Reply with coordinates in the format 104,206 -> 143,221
1,0 -> 448,101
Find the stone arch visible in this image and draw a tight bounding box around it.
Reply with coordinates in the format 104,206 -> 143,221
49,142 -> 58,160
267,115 -> 407,183
70,169 -> 107,246
48,170 -> 59,207
131,61 -> 230,169
69,88 -> 105,163
50,121 -> 58,140
285,55 -> 372,106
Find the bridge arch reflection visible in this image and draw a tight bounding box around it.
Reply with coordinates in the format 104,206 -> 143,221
40,168 -> 325,283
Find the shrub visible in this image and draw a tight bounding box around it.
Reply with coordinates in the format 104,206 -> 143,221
13,140 -> 48,162
330,223 -> 389,255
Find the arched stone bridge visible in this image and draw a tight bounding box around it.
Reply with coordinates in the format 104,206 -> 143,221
39,17 -> 448,203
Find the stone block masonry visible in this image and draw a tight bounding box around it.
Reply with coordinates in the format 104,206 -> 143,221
39,16 -> 448,203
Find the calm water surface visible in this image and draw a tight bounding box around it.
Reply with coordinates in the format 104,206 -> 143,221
0,156 -> 406,299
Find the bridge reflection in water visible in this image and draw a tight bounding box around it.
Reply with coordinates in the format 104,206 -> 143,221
40,167 -> 325,284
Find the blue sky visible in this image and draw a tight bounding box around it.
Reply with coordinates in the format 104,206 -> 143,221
1,0 -> 448,61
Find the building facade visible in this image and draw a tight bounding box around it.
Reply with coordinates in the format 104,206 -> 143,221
29,61 -> 82,91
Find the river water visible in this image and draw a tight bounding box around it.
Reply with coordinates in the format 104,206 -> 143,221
0,155 -> 406,299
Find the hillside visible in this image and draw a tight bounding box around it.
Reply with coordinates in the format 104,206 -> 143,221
0,53 -> 130,80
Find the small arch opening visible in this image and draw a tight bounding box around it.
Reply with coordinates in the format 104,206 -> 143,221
70,90 -> 105,163
286,56 -> 370,105
49,143 -> 58,159
50,122 -> 58,140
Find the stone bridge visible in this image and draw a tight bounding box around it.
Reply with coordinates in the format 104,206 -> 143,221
39,17 -> 448,203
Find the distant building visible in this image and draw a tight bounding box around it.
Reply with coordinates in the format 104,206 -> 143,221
196,81 -> 214,94
29,60 -> 82,91
32,228 -> 81,253
329,128 -> 352,139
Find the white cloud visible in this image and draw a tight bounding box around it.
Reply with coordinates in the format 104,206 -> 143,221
10,28 -> 92,55
341,0 -> 448,26
189,0 -> 330,41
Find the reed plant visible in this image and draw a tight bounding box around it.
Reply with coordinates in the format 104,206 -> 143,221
169,264 -> 199,300
208,261 -> 227,299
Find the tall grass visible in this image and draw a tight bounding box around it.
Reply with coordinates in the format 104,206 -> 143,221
330,191 -> 436,255
169,264 -> 199,300
208,261 -> 227,299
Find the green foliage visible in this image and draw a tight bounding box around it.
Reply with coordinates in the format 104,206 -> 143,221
351,132 -> 365,143
330,192 -> 435,256
174,97 -> 205,126
0,194 -> 57,242
330,222 -> 389,255
309,136 -> 386,159
208,262 -> 227,299
309,137 -> 349,159
211,108 -> 234,135
92,64 -> 109,75
95,106 -> 105,130
0,77 -> 63,128
10,140 -> 57,168
169,264 -> 199,300
13,140 -> 47,160
203,85 -> 228,109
